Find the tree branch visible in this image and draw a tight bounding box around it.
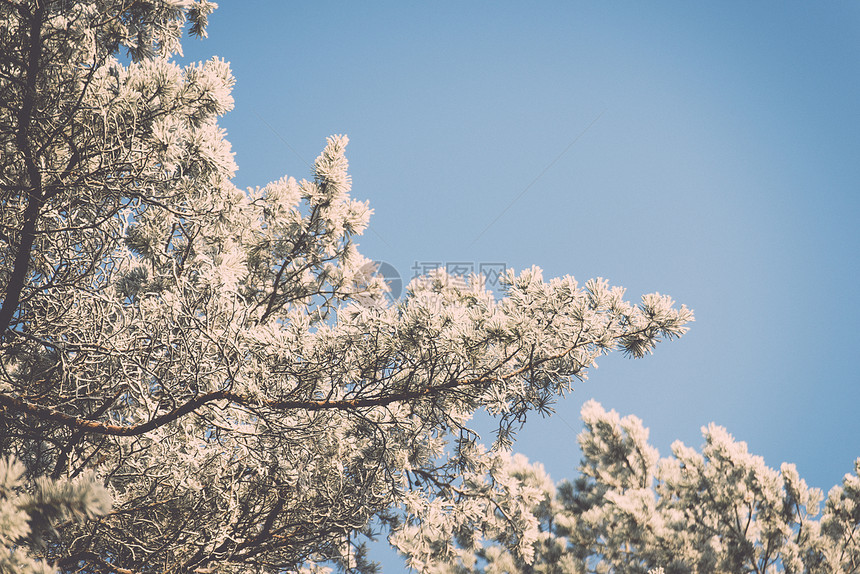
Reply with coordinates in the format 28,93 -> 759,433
0,4 -> 44,339
0,341 -> 588,437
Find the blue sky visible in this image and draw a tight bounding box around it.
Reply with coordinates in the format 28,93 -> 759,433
181,1 -> 860,566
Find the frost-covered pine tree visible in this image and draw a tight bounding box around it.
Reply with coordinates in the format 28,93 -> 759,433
0,3 -> 692,572
0,457 -> 110,574
416,401 -> 860,574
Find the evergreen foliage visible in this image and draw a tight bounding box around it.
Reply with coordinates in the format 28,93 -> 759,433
0,457 -> 110,574
0,2 -> 692,572
410,402 -> 860,573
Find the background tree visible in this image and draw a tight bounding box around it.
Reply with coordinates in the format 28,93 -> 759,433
0,2 -> 692,572
411,401 -> 860,574
0,456 -> 111,574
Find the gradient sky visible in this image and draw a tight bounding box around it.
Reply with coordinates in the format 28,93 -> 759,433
179,1 -> 860,567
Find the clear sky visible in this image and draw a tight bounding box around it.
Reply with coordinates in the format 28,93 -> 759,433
180,1 -> 860,567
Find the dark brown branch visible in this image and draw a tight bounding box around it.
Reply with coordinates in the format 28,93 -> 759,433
0,341 -> 587,437
0,187 -> 41,337
0,4 -> 44,339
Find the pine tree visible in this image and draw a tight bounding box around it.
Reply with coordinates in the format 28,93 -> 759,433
0,3 -> 691,572
416,401 -> 860,574
0,457 -> 110,574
